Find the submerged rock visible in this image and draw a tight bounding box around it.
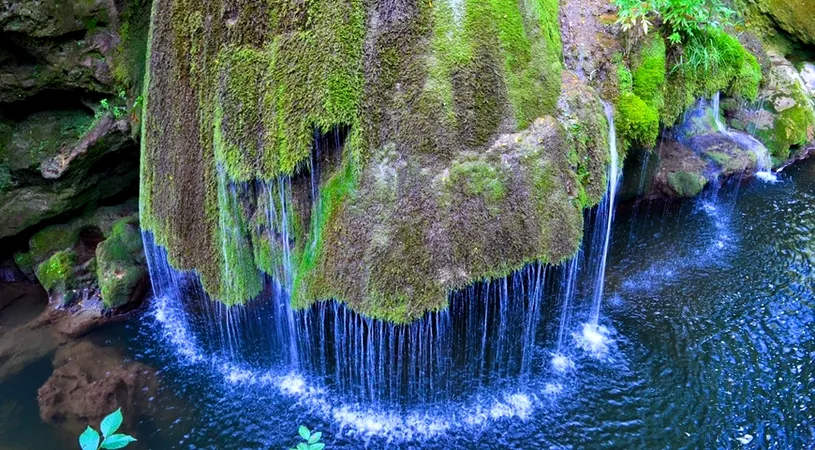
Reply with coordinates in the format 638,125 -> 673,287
37,340 -> 158,436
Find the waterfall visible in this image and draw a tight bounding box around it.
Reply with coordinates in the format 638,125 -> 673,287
551,255 -> 579,372
712,92 -> 777,183
590,102 -> 620,325
573,102 -> 620,357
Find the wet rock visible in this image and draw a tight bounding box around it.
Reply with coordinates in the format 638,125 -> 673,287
651,140 -> 709,198
13,201 -> 147,337
759,0 -> 815,45
728,53 -> 815,163
37,340 -> 158,436
95,217 -> 147,309
801,63 -> 815,98
0,323 -> 58,382
0,110 -> 136,239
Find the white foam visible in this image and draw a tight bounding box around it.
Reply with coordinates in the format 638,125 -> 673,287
551,353 -> 575,373
756,171 -> 779,184
574,322 -> 613,358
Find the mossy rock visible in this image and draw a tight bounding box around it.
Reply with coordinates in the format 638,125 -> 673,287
728,54 -> 815,163
763,0 -> 815,45
662,28 -> 762,127
35,250 -> 77,298
667,171 -> 708,197
617,92 -> 659,149
1,110 -> 94,172
95,217 -> 146,309
13,252 -> 35,280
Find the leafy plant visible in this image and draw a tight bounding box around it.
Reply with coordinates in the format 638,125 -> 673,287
79,409 -> 137,450
615,0 -> 734,45
291,426 -> 325,450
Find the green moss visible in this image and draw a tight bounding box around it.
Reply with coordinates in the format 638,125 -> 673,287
662,28 -> 762,126
96,217 -> 146,309
36,250 -> 77,293
769,104 -> 815,159
617,92 -> 659,148
447,159 -> 507,203
13,251 -> 34,279
0,164 -> 13,193
631,34 -> 666,111
29,225 -> 82,264
667,171 -> 708,197
293,137 -> 360,309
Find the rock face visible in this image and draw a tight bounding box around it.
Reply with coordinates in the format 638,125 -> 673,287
762,0 -> 815,45
37,340 -> 157,436
140,0 -> 612,321
0,0 -> 150,240
13,200 -> 147,337
728,52 -> 815,163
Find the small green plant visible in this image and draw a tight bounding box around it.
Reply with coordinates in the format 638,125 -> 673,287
78,409 -> 137,450
291,426 -> 325,450
615,0 -> 734,45
95,92 -> 128,120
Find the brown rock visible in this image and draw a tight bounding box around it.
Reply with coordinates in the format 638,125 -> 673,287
37,341 -> 158,436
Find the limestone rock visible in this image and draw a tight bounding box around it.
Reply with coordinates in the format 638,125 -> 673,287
37,340 -> 158,436
0,111 -> 136,239
762,0 -> 815,45
728,53 -> 815,163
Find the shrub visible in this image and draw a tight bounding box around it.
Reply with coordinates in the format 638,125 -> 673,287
291,426 -> 325,450
615,0 -> 734,45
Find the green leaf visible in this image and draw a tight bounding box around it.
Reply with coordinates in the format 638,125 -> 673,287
308,443 -> 325,450
79,426 -> 100,450
298,426 -> 311,441
296,443 -> 309,450
100,434 -> 137,449
100,409 -> 123,437
307,431 -> 322,444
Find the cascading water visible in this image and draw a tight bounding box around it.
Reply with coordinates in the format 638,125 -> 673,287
573,102 -> 620,357
141,127 -> 589,438
711,92 -> 778,183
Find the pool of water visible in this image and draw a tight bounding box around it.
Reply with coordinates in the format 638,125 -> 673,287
1,159 -> 813,449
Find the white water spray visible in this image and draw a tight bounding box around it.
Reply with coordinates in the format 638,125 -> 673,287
712,93 -> 777,183
578,102 -> 620,357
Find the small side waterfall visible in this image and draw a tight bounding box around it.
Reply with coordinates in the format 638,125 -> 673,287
574,102 -> 620,357
590,102 -> 620,325
711,92 -> 777,183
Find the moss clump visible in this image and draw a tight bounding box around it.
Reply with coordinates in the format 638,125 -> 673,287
446,159 -> 507,203
13,251 -> 34,279
28,224 -> 82,264
36,250 -> 77,294
96,217 -> 146,309
667,171 -> 708,197
617,92 -> 660,148
663,28 -> 762,126
631,34 -> 666,111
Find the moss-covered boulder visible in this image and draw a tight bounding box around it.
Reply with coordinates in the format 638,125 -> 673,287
17,201 -> 143,309
95,218 -> 147,309
651,139 -> 709,198
139,0 -> 617,321
729,53 -> 815,163
35,250 -> 77,302
761,0 -> 815,45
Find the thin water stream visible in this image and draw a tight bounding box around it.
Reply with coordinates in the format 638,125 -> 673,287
0,160 -> 813,449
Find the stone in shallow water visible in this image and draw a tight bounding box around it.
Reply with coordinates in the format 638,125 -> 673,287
37,340 -> 158,437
